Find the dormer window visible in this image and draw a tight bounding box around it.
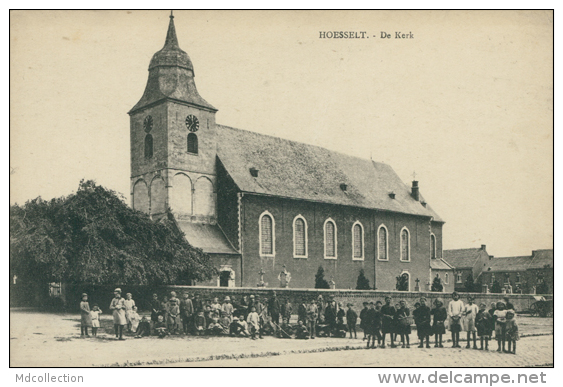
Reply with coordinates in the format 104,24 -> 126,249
388,191 -> 396,199
340,183 -> 347,191
249,167 -> 259,177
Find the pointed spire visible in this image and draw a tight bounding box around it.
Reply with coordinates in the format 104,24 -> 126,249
164,11 -> 179,48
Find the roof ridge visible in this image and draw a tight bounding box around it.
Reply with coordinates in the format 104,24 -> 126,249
216,123 -> 390,167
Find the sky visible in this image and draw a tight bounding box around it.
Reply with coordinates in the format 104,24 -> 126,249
10,10 -> 553,257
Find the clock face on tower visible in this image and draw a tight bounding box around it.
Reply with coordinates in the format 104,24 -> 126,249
143,115 -> 153,132
185,115 -> 199,132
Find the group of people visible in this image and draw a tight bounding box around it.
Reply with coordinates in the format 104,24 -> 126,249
79,289 -> 519,353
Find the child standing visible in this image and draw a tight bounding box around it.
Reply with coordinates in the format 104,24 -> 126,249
194,311 -> 207,336
80,293 -> 92,337
129,306 -> 140,333
494,301 -> 508,352
346,303 -> 358,339
413,298 -> 431,348
462,296 -> 479,349
447,292 -> 464,348
381,297 -> 396,348
475,303 -> 492,350
364,302 -> 377,349
124,293 -> 136,333
396,300 -> 411,348
431,298 -> 447,348
90,303 -> 102,337
247,306 -> 260,339
505,310 -> 519,354
167,298 -> 181,334
110,288 -> 127,340
359,301 -> 369,341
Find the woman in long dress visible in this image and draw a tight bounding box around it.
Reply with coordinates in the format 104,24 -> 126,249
110,288 -> 127,340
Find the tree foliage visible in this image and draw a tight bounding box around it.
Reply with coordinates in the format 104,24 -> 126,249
356,269 -> 371,290
464,273 -> 475,292
431,275 -> 443,292
10,180 -> 217,286
396,273 -> 409,291
315,266 -> 330,289
491,279 -> 502,294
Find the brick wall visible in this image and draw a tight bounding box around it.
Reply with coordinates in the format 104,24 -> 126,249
239,194 -> 440,291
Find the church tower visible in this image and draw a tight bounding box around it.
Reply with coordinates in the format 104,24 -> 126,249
129,13 -> 218,224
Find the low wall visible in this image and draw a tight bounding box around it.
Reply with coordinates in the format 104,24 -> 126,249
61,284 -> 541,314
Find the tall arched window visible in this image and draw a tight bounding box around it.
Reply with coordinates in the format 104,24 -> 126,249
293,215 -> 307,258
187,133 -> 198,154
324,218 -> 337,259
430,234 -> 437,259
400,227 -> 410,261
144,134 -> 153,158
352,221 -> 364,260
378,225 -> 388,261
259,211 -> 274,256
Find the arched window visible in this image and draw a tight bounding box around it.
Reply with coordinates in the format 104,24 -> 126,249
352,221 -> 364,260
293,215 -> 307,258
430,234 -> 437,259
259,211 -> 274,256
378,225 -> 388,261
400,227 -> 410,261
187,133 -> 198,154
324,218 -> 337,259
144,134 -> 153,158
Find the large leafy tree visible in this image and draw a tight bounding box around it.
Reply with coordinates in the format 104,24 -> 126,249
10,180 -> 216,286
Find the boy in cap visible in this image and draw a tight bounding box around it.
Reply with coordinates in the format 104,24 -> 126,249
295,320 -> 309,340
346,303 -> 358,339
381,297 -> 396,348
447,292 -> 464,348
359,301 -> 369,340
306,298 -> 319,339
80,293 -> 92,337
222,296 -> 234,319
110,288 -> 127,340
180,293 -> 194,335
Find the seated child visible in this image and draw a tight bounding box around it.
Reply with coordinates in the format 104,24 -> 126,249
154,315 -> 168,338
130,306 -> 140,333
194,311 -> 207,336
294,320 -> 309,340
207,313 -> 224,336
260,315 -> 275,336
229,316 -> 247,337
219,311 -> 231,335
135,316 -> 151,338
505,310 -> 519,354
316,315 -> 330,337
278,318 -> 293,339
90,304 -> 102,337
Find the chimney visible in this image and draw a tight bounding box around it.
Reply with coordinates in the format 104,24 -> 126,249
411,181 -> 419,201
481,244 -> 486,251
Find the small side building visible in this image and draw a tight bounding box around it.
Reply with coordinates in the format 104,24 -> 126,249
442,245 -> 490,292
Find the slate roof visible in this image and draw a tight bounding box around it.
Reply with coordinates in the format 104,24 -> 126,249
215,125 -> 443,222
176,221 -> 239,255
430,258 -> 455,270
442,248 -> 483,269
486,256 -> 533,272
529,250 -> 553,269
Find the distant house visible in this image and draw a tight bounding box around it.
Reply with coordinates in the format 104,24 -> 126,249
442,245 -> 490,292
480,250 -> 553,294
430,258 -> 455,293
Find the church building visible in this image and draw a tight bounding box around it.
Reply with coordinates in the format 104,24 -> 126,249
129,14 -> 445,290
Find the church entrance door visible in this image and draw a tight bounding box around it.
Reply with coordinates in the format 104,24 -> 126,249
219,271 -> 231,287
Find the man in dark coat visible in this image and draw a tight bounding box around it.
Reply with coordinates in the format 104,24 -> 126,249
192,294 -> 203,314
324,299 -> 338,337
268,291 -> 281,327
381,297 -> 396,348
298,299 -> 307,324
180,293 -> 194,334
